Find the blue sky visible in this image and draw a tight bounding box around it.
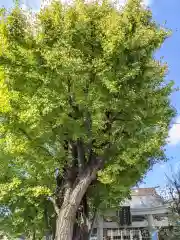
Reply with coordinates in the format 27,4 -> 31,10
1,0 -> 180,188
142,0 -> 180,187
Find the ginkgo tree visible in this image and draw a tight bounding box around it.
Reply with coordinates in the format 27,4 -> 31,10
0,0 -> 175,239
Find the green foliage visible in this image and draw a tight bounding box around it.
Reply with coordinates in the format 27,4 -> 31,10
0,0 -> 175,238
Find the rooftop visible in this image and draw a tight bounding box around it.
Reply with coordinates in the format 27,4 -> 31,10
131,188 -> 158,196
124,188 -> 164,209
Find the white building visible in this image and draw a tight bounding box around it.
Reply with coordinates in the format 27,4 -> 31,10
91,188 -> 169,240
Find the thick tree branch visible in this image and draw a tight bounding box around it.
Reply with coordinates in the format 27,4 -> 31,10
70,158 -> 103,211
77,139 -> 85,173
84,110 -> 93,158
47,197 -> 59,215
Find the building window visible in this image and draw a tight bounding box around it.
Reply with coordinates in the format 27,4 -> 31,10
90,228 -> 97,240
92,228 -> 97,235
132,215 -> 146,222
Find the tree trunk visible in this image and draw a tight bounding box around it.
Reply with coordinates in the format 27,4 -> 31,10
72,223 -> 89,240
55,166 -> 99,240
55,204 -> 76,240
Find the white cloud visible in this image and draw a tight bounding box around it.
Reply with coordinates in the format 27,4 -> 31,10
168,116 -> 180,146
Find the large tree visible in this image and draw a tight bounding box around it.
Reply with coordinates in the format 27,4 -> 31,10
0,0 -> 175,239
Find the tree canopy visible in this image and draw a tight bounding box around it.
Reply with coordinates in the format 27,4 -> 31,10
0,0 -> 175,239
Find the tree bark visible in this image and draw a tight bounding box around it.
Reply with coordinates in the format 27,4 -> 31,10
55,204 -> 76,240
55,167 -> 98,240
72,223 -> 89,240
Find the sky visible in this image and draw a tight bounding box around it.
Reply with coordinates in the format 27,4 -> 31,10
1,0 -> 180,188
142,0 -> 180,188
